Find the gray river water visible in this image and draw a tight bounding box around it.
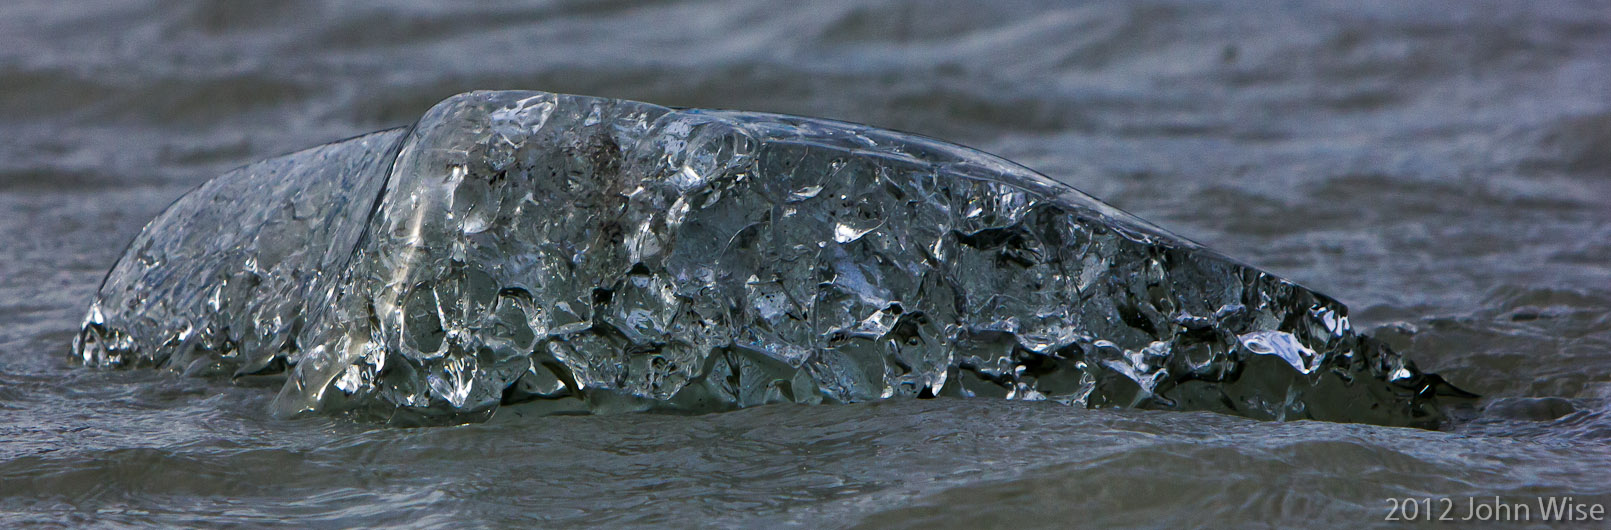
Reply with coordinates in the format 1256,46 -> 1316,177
2,1 -> 1610,527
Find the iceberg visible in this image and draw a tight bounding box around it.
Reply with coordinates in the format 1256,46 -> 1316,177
75,91 -> 1468,427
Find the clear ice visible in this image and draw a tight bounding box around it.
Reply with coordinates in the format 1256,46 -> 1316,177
75,91 -> 1466,427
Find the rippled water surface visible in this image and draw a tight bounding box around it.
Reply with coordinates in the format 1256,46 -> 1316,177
3,1 -> 1610,527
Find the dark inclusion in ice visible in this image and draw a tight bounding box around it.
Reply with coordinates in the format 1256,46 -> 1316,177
75,91 -> 1469,428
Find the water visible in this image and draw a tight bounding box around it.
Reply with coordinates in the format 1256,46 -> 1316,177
2,0 -> 1609,527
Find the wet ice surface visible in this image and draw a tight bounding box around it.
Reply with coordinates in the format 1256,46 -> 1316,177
4,0 -> 1611,527
77,90 -> 1461,428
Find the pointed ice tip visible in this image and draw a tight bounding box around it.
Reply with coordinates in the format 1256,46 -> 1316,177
1427,373 -> 1481,400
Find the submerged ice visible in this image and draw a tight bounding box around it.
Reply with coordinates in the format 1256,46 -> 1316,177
75,91 -> 1465,427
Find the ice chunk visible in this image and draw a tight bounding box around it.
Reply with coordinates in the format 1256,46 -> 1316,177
75,91 -> 1467,428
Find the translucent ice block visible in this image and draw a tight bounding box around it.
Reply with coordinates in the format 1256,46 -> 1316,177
76,91 -> 1467,427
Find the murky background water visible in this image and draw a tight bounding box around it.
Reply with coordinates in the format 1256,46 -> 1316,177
3,1 -> 1610,527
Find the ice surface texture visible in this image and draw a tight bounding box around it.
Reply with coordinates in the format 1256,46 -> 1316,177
76,91 -> 1464,427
